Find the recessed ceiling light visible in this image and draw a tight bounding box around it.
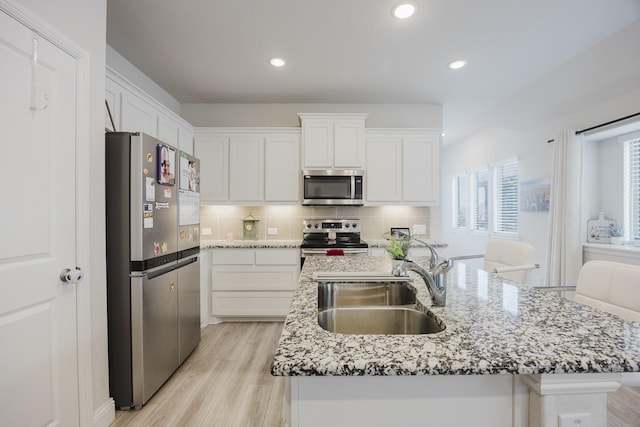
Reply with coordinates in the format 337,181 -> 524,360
270,58 -> 286,67
448,60 -> 467,70
392,2 -> 416,19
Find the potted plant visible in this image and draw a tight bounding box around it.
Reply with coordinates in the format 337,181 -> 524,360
385,235 -> 411,261
609,224 -> 624,245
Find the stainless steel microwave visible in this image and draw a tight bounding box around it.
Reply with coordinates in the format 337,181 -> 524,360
302,169 -> 364,206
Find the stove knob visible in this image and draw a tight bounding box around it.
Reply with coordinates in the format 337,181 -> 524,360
314,223 -> 319,228
344,223 -> 350,228
306,223 -> 312,228
352,223 -> 358,228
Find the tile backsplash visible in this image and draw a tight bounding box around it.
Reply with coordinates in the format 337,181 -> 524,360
200,205 -> 430,240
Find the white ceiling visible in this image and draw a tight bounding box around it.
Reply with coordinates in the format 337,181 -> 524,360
107,0 -> 640,144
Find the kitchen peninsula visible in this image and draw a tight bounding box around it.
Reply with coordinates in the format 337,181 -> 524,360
271,256 -> 640,427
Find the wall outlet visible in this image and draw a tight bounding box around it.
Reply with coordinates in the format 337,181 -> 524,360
201,228 -> 212,236
267,227 -> 278,235
558,413 -> 591,427
413,224 -> 427,235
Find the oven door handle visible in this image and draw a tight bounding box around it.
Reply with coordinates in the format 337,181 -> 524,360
343,249 -> 369,255
301,249 -> 332,255
301,248 -> 369,255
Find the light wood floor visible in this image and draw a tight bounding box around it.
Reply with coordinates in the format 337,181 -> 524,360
608,385 -> 640,427
110,322 -> 639,427
111,322 -> 285,427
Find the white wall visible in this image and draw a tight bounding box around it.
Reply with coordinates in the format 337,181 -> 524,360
182,103 -> 442,128
438,87 -> 640,281
10,0 -> 110,424
437,127 -> 553,280
106,44 -> 182,115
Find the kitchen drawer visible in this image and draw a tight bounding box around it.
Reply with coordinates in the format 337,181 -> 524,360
211,248 -> 300,266
211,267 -> 298,291
211,291 -> 294,317
209,248 -> 300,318
211,249 -> 255,265
255,248 -> 299,265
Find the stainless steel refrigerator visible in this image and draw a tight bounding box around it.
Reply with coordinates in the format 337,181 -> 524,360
105,132 -> 201,410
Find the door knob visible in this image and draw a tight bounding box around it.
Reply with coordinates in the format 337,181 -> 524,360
60,267 -> 84,284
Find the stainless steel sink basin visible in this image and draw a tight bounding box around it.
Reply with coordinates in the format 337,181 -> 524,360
318,306 -> 445,335
318,281 -> 416,310
317,281 -> 445,335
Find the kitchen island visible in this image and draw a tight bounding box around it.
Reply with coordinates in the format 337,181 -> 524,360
271,256 -> 640,427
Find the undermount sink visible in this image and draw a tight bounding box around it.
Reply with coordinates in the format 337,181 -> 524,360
317,281 -> 445,335
318,306 -> 445,335
318,281 -> 417,309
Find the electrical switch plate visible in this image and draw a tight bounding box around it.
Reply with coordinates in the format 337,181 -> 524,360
267,227 -> 278,235
413,224 -> 427,235
558,413 -> 591,427
202,228 -> 212,236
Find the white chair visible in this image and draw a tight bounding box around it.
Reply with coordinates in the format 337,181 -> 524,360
482,240 -> 539,284
573,260 -> 640,323
543,260 -> 640,386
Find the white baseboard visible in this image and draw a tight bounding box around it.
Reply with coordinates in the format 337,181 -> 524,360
93,398 -> 115,427
621,372 -> 640,387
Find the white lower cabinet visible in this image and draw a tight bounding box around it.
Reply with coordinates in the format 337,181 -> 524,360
211,248 -> 300,318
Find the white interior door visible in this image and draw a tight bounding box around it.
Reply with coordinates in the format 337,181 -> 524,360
0,9 -> 80,426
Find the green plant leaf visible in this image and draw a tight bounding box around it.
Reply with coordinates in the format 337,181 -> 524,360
385,236 -> 410,260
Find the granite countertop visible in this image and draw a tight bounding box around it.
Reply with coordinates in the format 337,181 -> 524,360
201,238 -> 447,250
366,238 -> 448,248
201,239 -> 302,249
271,256 -> 640,376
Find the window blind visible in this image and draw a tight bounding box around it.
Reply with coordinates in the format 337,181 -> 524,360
470,169 -> 488,231
624,139 -> 640,240
493,159 -> 519,234
452,175 -> 468,228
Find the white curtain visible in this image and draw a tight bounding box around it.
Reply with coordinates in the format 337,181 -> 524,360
545,130 -> 584,286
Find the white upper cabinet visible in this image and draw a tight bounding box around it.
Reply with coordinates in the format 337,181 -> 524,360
229,135 -> 264,202
365,129 -> 440,205
106,68 -> 194,152
301,119 -> 332,168
194,135 -> 229,202
105,77 -> 121,131
121,91 -> 155,136
265,134 -> 301,202
299,113 -> 368,169
366,135 -> 403,202
178,125 -> 194,155
157,112 -> 179,146
194,128 -> 301,204
403,134 -> 439,203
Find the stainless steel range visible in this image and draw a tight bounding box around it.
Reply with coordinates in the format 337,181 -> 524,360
300,219 -> 369,258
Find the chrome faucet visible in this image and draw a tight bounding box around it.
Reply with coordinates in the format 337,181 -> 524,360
392,240 -> 453,307
413,238 -> 439,271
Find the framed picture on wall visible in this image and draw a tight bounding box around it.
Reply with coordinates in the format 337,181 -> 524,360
390,228 -> 410,239
520,178 -> 551,212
